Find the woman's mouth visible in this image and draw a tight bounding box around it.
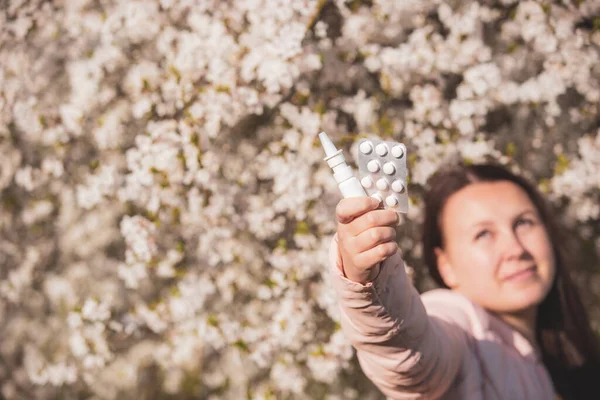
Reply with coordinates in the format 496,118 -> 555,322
503,266 -> 537,282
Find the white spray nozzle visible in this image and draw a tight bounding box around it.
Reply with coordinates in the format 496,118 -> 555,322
318,131 -> 367,198
318,132 -> 339,158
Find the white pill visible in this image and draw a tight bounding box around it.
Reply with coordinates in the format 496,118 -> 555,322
383,162 -> 396,175
367,160 -> 380,173
359,141 -> 373,154
375,143 -> 388,156
385,195 -> 399,207
361,176 -> 374,189
371,193 -> 383,203
391,144 -> 405,159
391,180 -> 405,193
376,178 -> 389,191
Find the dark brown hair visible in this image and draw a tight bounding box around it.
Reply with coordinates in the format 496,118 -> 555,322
421,162 -> 600,400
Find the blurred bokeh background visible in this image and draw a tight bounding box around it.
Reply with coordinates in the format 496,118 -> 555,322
1,0 -> 599,398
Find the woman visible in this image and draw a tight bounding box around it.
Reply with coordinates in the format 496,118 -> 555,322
330,163 -> 600,399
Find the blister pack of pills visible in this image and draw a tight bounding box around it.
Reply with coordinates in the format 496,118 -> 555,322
357,138 -> 408,213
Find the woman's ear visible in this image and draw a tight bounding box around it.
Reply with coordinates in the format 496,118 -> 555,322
434,247 -> 458,288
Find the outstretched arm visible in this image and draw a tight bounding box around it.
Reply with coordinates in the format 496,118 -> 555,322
330,233 -> 471,399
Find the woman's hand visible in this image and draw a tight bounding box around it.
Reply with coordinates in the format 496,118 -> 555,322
336,197 -> 400,284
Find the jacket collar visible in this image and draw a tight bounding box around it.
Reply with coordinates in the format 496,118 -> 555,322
486,308 -> 542,363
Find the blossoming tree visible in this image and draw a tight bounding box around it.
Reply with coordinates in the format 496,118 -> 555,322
1,0 -> 599,398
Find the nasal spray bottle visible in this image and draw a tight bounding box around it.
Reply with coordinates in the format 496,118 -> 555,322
319,131 -> 382,276
318,132 -> 368,198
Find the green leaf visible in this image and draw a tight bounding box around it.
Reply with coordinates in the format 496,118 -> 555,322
233,339 -> 249,353
295,220 -> 310,235
506,142 -> 516,157
263,278 -> 277,289
275,238 -> 287,250
207,314 -> 219,327
554,154 -> 570,174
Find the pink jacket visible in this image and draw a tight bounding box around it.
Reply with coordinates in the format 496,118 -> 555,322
329,234 -> 558,399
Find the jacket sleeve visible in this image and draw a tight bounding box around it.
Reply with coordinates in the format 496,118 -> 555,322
329,233 -> 472,399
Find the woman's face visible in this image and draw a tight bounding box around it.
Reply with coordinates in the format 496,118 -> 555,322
435,180 -> 556,314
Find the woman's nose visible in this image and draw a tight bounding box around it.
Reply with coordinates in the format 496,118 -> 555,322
501,230 -> 530,261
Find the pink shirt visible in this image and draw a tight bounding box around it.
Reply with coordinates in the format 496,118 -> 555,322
329,234 -> 558,399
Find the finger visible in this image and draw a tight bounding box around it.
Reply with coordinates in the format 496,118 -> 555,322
354,241 -> 399,270
347,209 -> 400,237
353,226 -> 397,254
336,197 -> 380,224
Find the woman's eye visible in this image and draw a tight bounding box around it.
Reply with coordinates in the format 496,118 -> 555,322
515,218 -> 534,228
475,230 -> 489,240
